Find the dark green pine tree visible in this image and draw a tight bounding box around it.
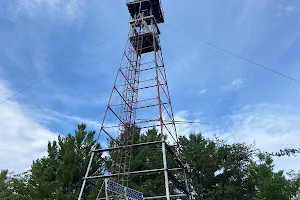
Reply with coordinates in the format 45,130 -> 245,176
29,123 -> 102,200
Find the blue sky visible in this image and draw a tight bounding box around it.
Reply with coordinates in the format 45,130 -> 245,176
0,0 -> 300,173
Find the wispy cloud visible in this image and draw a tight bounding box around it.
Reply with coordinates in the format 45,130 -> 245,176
216,104 -> 300,172
220,78 -> 245,92
285,6 -> 300,13
176,104 -> 300,172
275,5 -> 300,17
0,81 -> 58,173
43,109 -> 101,129
174,110 -> 207,137
6,0 -> 85,20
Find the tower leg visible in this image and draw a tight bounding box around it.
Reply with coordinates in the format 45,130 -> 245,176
78,151 -> 95,200
162,141 -> 170,200
105,179 -> 109,200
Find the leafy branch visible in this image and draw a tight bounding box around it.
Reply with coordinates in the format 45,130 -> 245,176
266,148 -> 300,157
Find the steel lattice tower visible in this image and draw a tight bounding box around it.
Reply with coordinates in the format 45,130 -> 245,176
78,1 -> 191,199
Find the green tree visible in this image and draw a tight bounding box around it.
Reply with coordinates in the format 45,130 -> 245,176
0,170 -> 11,199
29,123 -> 102,200
180,134 -> 256,200
2,124 -> 300,200
0,170 -> 33,200
250,153 -> 300,200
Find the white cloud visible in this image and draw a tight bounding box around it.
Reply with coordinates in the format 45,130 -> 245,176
9,0 -> 85,20
285,6 -> 300,13
218,104 -> 300,172
174,111 -> 205,137
177,104 -> 300,172
221,78 -> 245,92
275,5 -> 300,17
0,81 -> 58,173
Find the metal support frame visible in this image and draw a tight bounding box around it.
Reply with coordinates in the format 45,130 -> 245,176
162,141 -> 171,200
79,141 -> 190,200
78,1 -> 192,199
85,167 -> 182,180
92,141 -> 162,153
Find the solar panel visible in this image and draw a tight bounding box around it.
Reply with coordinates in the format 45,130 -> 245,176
105,179 -> 144,200
106,179 -> 126,196
126,187 -> 144,200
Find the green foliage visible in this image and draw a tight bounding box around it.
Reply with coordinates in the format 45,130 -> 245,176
0,170 -> 33,200
0,170 -> 11,199
250,153 -> 300,200
180,134 -> 256,200
1,124 -> 300,200
267,148 -> 300,157
29,123 -> 102,200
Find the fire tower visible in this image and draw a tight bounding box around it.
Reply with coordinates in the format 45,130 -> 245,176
78,0 -> 191,199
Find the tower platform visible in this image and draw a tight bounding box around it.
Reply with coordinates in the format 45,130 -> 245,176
127,0 -> 164,24
130,32 -> 160,54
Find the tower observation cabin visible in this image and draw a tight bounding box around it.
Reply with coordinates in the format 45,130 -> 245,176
126,0 -> 164,54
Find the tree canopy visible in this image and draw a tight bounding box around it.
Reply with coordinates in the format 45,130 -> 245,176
1,123 -> 299,200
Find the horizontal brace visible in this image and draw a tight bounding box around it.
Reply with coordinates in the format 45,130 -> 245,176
121,61 -> 156,69
140,65 -> 163,72
139,122 -> 176,130
92,141 -> 163,153
139,78 -> 156,83
114,83 -> 138,89
144,194 -> 187,200
136,119 -> 159,124
140,61 -> 155,66
139,83 -> 166,90
85,168 -> 182,180
110,103 -> 135,107
135,102 -> 168,110
137,97 -> 157,103
101,125 -> 119,129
